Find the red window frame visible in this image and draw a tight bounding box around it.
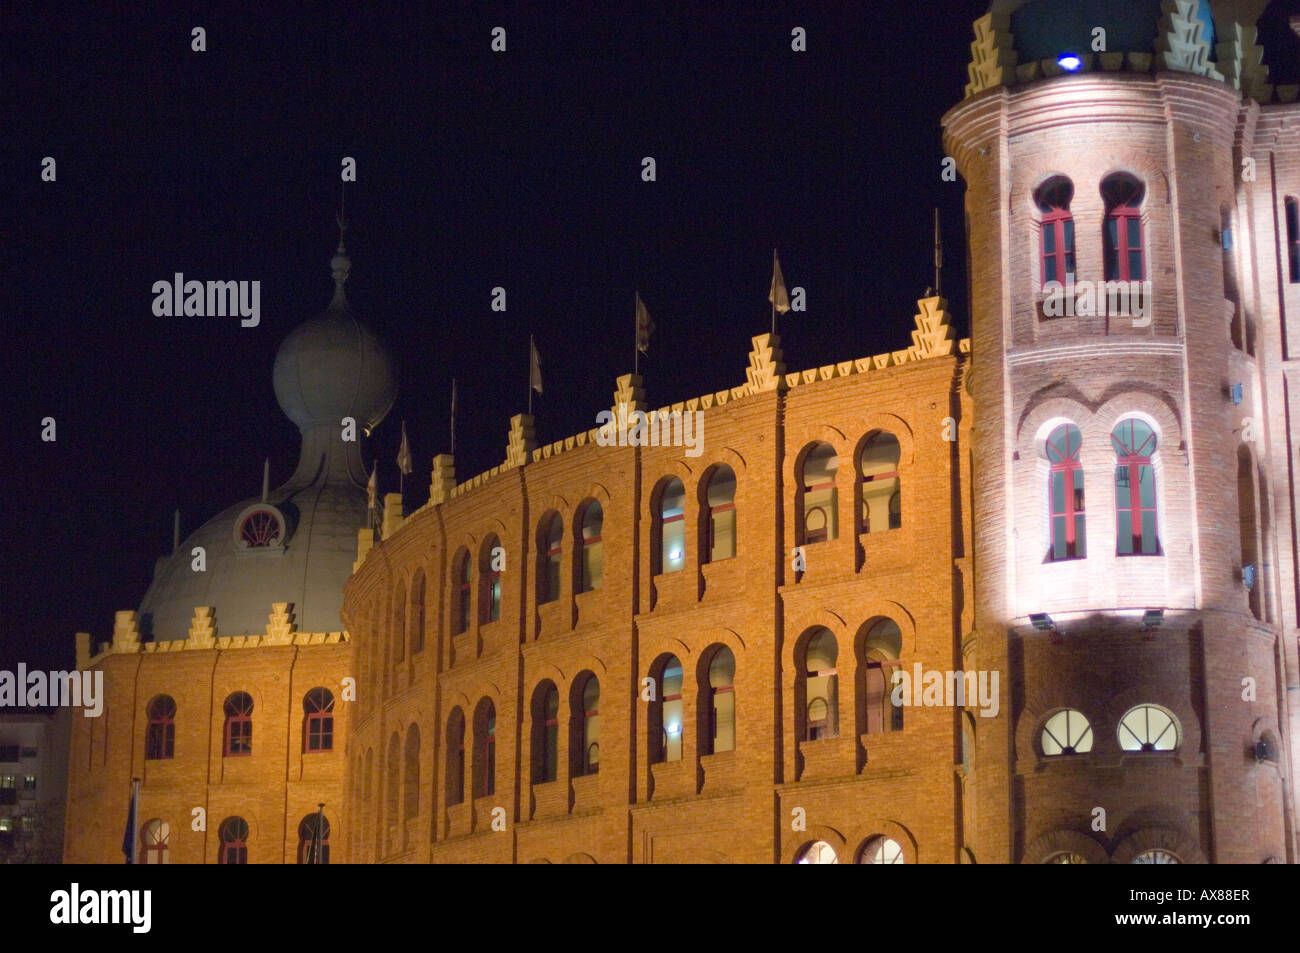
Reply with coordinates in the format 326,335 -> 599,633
143,823 -> 169,864
223,692 -> 252,757
804,666 -> 837,741
302,689 -> 334,753
1040,207 -> 1075,287
1047,424 -> 1085,560
579,524 -> 602,594
146,696 -> 176,760
1112,420 -> 1158,555
1103,177 -> 1146,281
219,818 -> 248,864
297,816 -> 329,864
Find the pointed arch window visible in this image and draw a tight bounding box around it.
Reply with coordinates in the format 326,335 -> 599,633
445,707 -> 465,806
538,513 -> 563,604
532,682 -> 559,784
1112,419 -> 1158,555
703,646 -> 735,754
802,629 -> 839,741
577,501 -> 603,593
800,443 -> 838,544
480,537 -> 502,624
302,687 -> 334,753
1102,174 -> 1145,281
703,465 -> 737,562
1046,423 -> 1085,560
654,477 -> 687,574
1035,176 -> 1076,288
222,691 -> 253,757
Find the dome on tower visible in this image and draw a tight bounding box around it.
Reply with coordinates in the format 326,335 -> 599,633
137,235 -> 397,642
1000,0 -> 1173,63
273,242 -> 398,435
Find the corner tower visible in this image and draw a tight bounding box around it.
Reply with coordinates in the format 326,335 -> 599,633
944,0 -> 1298,863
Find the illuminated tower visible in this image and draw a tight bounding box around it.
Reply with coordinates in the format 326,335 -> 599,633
944,0 -> 1299,863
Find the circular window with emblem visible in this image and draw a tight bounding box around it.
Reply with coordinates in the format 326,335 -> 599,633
233,504 -> 287,553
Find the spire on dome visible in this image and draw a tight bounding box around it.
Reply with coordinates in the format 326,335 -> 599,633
330,191 -> 351,310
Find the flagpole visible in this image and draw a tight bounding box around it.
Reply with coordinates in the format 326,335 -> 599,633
450,378 -> 457,455
313,802 -> 325,864
634,292 -> 639,377
528,336 -> 533,416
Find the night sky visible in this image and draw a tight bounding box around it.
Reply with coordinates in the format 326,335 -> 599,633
8,3 -> 1300,676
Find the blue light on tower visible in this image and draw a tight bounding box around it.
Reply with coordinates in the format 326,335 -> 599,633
1058,53 -> 1082,71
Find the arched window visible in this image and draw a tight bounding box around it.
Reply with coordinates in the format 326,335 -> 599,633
572,673 -> 600,776
802,629 -> 839,741
859,432 -> 901,534
1286,197 -> 1299,283
392,579 -> 406,664
532,681 -> 559,784
800,443 -> 839,544
218,816 -> 248,865
222,691 -> 253,757
1112,419 -> 1158,555
858,836 -> 905,864
145,695 -> 176,760
795,840 -> 838,864
404,724 -> 420,821
409,570 -> 426,654
703,465 -> 737,562
302,688 -> 334,753
654,477 -> 687,574
859,618 -> 903,734
1131,849 -> 1179,864
446,707 -> 465,806
537,513 -> 563,604
297,813 -> 329,864
479,536 -> 502,624
385,732 -> 400,841
648,655 -> 684,764
702,645 -> 735,755
577,501 -> 603,593
1118,704 -> 1179,752
1041,709 -> 1093,755
473,698 -> 496,798
141,818 -> 170,864
1238,446 -> 1262,619
1046,423 -> 1085,560
1045,851 -> 1087,864
1102,173 -> 1145,281
1222,205 -> 1241,346
1035,176 -> 1076,288
451,549 -> 471,634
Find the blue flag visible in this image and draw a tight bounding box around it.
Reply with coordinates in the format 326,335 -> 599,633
121,781 -> 138,863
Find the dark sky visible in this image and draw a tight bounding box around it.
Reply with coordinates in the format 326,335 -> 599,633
7,2 -> 1299,675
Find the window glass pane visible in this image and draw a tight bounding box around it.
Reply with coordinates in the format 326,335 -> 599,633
1127,217 -> 1140,246
1115,466 -> 1131,508
1063,218 -> 1074,249
1074,515 -> 1086,557
661,519 -> 685,573
1129,251 -> 1143,280
1051,472 -> 1065,513
1138,466 -> 1155,507
1286,199 -> 1299,237
1044,257 -> 1057,283
1043,225 -> 1055,254
1141,512 -> 1158,552
1117,511 -> 1134,554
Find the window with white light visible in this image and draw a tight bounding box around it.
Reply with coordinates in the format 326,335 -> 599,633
1117,704 -> 1178,752
858,836 -> 904,864
796,840 -> 838,864
1041,709 -> 1093,755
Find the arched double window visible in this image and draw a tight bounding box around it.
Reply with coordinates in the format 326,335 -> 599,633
1035,176 -> 1076,288
859,432 -> 901,534
445,707 -> 465,806
141,819 -> 170,864
532,681 -> 559,784
654,477 -> 687,574
800,443 -> 839,544
537,513 -> 563,604
859,618 -> 903,735
577,501 -> 603,593
145,695 -> 176,760
222,691 -> 252,757
572,673 -> 600,776
648,655 -> 684,764
1046,423 -> 1086,560
479,536 -> 502,624
473,698 -> 496,798
297,813 -> 329,864
218,816 -> 248,864
302,687 -> 334,753
702,645 -> 735,755
801,628 -> 839,741
1112,419 -> 1158,555
702,465 -> 737,562
451,549 -> 471,634
1102,173 -> 1145,281
409,570 -> 426,654
392,579 -> 406,664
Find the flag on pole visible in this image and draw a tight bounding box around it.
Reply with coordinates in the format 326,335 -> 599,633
396,421 -> 412,476
308,803 -> 326,864
121,778 -> 139,863
635,292 -> 655,354
529,336 -> 543,395
769,249 -> 791,314
449,378 -> 458,455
